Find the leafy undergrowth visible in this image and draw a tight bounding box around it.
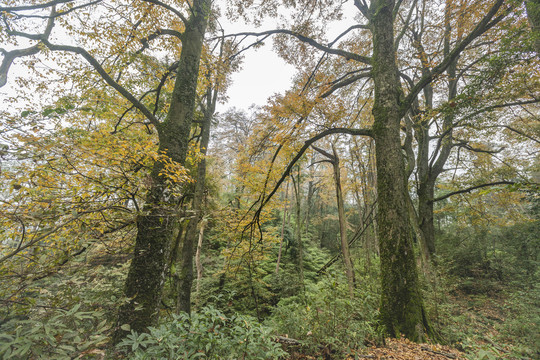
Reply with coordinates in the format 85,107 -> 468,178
431,282 -> 539,360
284,284 -> 538,360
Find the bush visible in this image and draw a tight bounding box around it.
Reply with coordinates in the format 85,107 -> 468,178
0,304 -> 109,359
116,306 -> 286,359
266,275 -> 380,356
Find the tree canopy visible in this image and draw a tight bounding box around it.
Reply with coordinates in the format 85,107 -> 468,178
0,0 -> 539,358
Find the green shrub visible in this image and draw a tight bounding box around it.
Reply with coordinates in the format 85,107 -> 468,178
116,306 -> 286,359
0,304 -> 109,359
266,275 -> 380,356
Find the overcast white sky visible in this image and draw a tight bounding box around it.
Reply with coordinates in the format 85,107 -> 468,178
0,1 -> 358,115
221,45 -> 295,112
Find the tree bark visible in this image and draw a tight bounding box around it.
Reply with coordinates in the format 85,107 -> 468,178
195,217 -> 207,308
176,85 -> 215,314
371,0 -> 430,341
113,0 -> 210,342
414,3 -> 459,260
313,144 -> 356,298
527,0 -> 540,56
291,167 -> 304,286
276,180 -> 289,274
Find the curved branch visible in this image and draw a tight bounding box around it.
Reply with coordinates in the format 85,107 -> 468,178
431,181 -> 516,203
0,45 -> 40,87
252,127 -> 373,219
486,125 -> 540,144
141,0 -> 188,24
41,39 -> 160,127
0,207 -> 120,264
0,0 -> 72,12
4,0 -> 102,19
220,29 -> 371,65
1,5 -> 56,87
402,0 -> 508,114
321,70 -> 372,98
137,29 -> 183,54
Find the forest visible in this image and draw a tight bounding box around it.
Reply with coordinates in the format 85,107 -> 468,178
0,0 -> 538,359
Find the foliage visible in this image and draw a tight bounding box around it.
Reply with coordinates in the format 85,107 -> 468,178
0,258 -> 128,359
266,274 -> 381,356
0,304 -> 109,359
116,306 -> 287,360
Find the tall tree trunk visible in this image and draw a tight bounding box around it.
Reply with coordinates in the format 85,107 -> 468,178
332,144 -> 355,298
304,153 -> 317,236
291,167 -> 304,286
313,144 -> 356,298
276,180 -> 289,274
371,0 -> 430,341
176,86 -> 215,314
414,3 -> 459,260
113,0 -> 210,343
195,217 -> 207,309
527,0 -> 540,56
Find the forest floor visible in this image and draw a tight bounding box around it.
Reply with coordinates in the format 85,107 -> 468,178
285,284 -> 538,360
287,338 -> 463,360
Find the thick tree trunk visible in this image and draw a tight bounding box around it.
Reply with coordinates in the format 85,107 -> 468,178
113,0 -> 209,343
371,0 -> 430,341
527,0 -> 540,56
176,87 -> 214,314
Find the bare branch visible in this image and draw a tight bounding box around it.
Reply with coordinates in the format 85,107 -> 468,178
320,70 -> 371,98
141,0 -> 188,24
251,127 -> 373,220
0,45 -> 40,87
0,0 -> 72,12
219,29 -> 371,65
4,0 -> 102,19
485,125 -> 540,144
353,0 -> 370,20
136,29 -> 183,55
1,5 -> 56,87
311,145 -> 335,162
402,0 -> 508,114
431,181 -> 517,203
455,141 -> 505,154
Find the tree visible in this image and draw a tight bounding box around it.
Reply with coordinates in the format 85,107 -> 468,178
227,0 -> 512,340
1,0 -> 212,341
312,143 -> 356,298
527,0 -> 540,55
407,1 -> 539,260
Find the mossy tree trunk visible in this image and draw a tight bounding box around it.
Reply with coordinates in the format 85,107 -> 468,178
370,0 -> 430,341
176,86 -> 215,314
527,0 -> 540,55
113,0 -> 210,343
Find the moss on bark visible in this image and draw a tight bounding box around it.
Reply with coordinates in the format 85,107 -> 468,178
371,0 -> 432,341
112,0 -> 210,344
